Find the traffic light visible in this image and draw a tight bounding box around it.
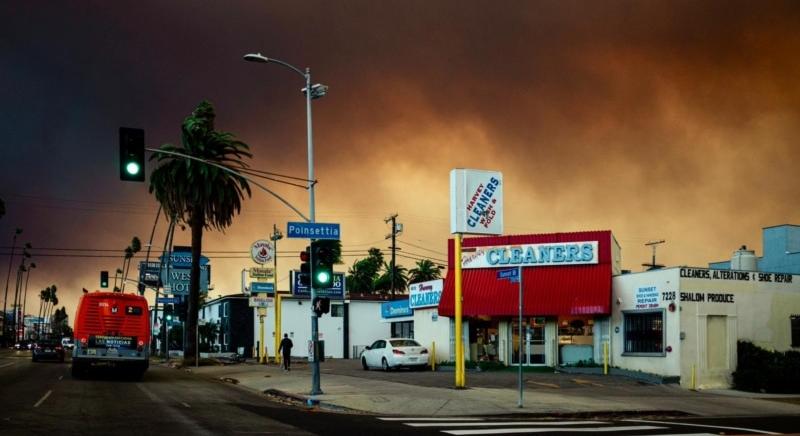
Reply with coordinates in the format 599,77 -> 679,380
312,297 -> 330,316
312,242 -> 333,289
164,304 -> 174,322
298,246 -> 310,287
100,271 -> 109,288
174,301 -> 187,320
119,127 -> 145,182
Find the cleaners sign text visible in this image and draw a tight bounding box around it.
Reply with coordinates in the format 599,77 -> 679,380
462,241 -> 598,269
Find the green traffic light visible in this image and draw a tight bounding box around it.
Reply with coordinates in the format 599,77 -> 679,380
125,161 -> 141,175
166,314 -> 172,321
316,270 -> 331,285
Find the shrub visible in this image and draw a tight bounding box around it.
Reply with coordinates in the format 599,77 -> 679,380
733,341 -> 800,393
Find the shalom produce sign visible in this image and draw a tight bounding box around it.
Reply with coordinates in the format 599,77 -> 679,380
462,241 -> 599,269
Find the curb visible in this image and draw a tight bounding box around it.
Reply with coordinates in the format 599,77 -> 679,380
262,388 -> 366,414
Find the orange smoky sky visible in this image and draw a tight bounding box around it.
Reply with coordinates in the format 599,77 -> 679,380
1,1 -> 799,318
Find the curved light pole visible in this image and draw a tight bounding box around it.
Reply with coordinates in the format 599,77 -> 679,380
244,52 -> 327,395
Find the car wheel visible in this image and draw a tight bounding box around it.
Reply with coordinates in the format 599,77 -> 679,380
361,357 -> 369,370
382,357 -> 390,372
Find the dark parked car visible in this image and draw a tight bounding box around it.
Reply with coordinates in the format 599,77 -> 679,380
32,340 -> 65,363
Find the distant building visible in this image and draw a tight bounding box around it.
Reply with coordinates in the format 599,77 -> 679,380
710,224 -> 800,274
200,295 -> 253,357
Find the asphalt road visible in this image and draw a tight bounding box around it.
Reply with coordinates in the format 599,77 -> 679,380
2,349 -> 798,436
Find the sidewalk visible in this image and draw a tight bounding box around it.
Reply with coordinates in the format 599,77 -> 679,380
185,359 -> 800,417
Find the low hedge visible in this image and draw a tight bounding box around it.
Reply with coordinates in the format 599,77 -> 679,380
732,340 -> 800,393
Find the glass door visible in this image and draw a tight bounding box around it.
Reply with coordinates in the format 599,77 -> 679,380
510,317 -> 547,366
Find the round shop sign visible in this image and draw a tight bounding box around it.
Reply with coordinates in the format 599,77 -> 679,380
250,240 -> 274,265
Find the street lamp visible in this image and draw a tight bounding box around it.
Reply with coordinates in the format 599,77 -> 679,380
244,52 -> 327,395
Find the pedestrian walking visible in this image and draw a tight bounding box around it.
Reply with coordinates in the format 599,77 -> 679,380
278,333 -> 293,371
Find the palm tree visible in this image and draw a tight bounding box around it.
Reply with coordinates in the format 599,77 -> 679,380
122,237 -> 142,292
149,100 -> 252,366
374,261 -> 408,296
345,248 -> 384,294
37,287 -> 49,338
408,259 -> 442,284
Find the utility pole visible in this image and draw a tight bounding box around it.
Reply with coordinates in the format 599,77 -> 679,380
384,214 -> 402,299
642,240 -> 666,270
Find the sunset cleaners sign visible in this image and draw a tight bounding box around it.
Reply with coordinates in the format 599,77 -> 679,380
450,169 -> 503,235
462,241 -> 599,269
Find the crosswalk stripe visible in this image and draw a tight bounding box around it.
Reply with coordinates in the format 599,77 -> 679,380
379,417 -> 484,421
441,425 -> 665,435
646,434 -> 718,436
408,421 -> 607,427
624,419 -> 781,435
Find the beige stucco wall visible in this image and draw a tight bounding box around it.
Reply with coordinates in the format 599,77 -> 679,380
613,267 -> 800,389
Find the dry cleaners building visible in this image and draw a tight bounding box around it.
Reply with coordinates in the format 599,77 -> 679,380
437,230 -> 621,367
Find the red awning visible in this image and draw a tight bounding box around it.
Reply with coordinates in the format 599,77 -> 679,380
439,231 -> 613,317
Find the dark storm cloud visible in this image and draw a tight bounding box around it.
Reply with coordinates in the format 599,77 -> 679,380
2,1 -> 799,315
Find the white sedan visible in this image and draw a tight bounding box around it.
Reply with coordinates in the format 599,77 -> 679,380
361,338 -> 429,371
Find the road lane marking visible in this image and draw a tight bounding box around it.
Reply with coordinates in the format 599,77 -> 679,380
572,378 -> 604,387
58,376 -> 63,380
379,417 -> 484,421
442,426 -> 664,435
409,421 -> 608,427
33,390 -> 52,408
528,381 -> 560,388
181,402 -> 191,408
0,362 -> 14,369
624,419 -> 781,435
136,384 -> 213,436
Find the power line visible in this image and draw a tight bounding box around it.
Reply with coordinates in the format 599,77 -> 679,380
396,239 -> 447,256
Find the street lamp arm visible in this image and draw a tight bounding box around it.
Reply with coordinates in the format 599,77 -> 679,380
146,148 -> 310,222
243,53 -> 306,79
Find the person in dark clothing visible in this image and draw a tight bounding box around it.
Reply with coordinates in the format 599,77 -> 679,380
278,333 -> 293,370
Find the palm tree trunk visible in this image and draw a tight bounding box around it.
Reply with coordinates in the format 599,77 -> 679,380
37,296 -> 43,337
185,210 -> 203,366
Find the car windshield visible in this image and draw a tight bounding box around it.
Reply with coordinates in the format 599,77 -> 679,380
37,341 -> 58,347
390,339 -> 420,347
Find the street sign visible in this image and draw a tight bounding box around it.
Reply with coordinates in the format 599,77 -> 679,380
250,282 -> 274,294
249,296 -> 273,308
157,297 -> 179,304
249,267 -> 274,279
290,270 -> 345,299
287,221 -> 341,240
497,268 -> 519,281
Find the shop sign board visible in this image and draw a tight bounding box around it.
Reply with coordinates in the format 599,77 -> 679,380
290,270 -> 345,299
635,286 -> 660,309
450,169 -> 503,235
249,296 -> 273,308
462,241 -> 599,269
409,279 -> 443,309
381,299 -> 413,319
251,240 -> 274,264
157,248 -> 210,295
250,282 -> 274,294
249,267 -> 274,279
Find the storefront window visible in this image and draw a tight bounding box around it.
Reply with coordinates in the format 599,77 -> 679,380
391,321 -> 413,338
791,315 -> 800,347
623,310 -> 664,355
